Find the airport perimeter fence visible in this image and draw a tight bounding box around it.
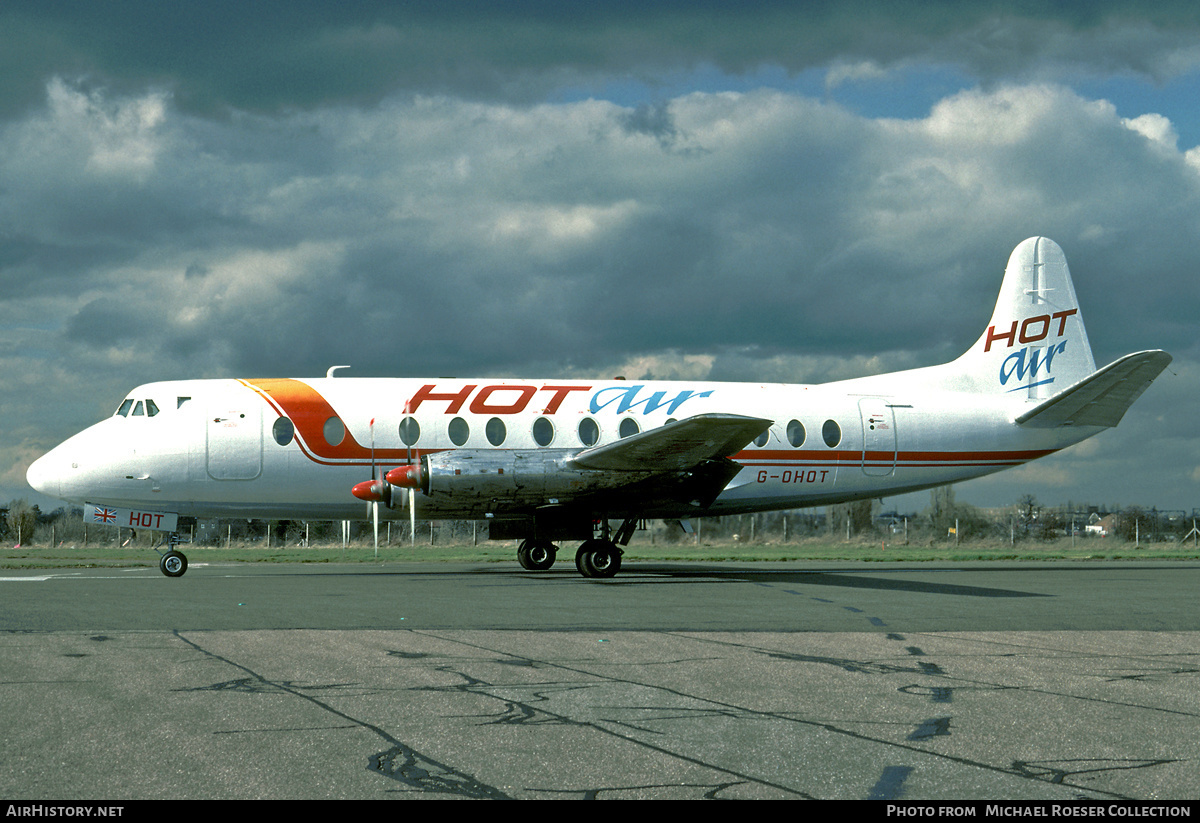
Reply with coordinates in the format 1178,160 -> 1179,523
6,501 -> 1200,550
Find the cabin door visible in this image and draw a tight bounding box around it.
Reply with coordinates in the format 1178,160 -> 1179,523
859,398 -> 896,477
206,403 -> 263,480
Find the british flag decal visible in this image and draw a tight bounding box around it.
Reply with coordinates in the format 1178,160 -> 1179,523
84,503 -> 178,532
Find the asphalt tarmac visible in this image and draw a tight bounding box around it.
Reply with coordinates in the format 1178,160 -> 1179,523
2,560 -> 1198,800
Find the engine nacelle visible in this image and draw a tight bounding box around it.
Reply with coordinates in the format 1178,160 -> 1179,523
372,448 -> 743,519
415,449 -> 652,513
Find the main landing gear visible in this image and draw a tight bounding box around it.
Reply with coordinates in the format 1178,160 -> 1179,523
517,539 -> 557,571
516,537 -> 622,578
516,518 -> 638,579
574,538 -> 621,578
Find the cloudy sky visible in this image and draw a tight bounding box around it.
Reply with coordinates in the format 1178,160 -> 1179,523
3,1 -> 1197,516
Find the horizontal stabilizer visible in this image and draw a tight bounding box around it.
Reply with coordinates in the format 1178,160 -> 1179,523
1015,350 -> 1172,429
568,413 -> 772,472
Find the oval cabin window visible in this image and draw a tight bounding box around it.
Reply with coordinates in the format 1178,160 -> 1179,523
787,420 -> 806,447
533,417 -> 554,447
272,417 -> 295,446
578,418 -> 599,446
822,419 -> 841,448
399,417 -> 420,446
486,417 -> 507,446
323,416 -> 345,446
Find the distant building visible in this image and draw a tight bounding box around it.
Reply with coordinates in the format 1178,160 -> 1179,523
1086,513 -> 1116,537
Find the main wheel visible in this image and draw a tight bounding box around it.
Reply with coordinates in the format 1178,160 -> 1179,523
574,539 -> 621,579
159,550 -> 188,578
517,540 -> 557,571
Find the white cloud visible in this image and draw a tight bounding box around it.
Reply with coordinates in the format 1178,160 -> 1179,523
1122,112 -> 1179,150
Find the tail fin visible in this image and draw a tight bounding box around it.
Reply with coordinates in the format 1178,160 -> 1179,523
949,237 -> 1097,398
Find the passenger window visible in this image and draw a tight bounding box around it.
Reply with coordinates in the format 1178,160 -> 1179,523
272,417 -> 295,446
448,417 -> 469,446
115,399 -> 134,417
619,418 -> 640,438
533,417 -> 554,447
486,417 -> 506,446
754,429 -> 769,447
399,417 -> 420,446
787,420 -> 806,447
822,419 -> 841,448
324,416 -> 345,446
578,418 -> 599,446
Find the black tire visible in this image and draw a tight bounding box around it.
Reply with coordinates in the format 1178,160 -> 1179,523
575,539 -> 621,579
159,550 -> 188,578
517,540 -> 556,571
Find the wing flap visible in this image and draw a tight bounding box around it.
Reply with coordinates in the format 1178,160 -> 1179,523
1015,350 -> 1172,429
567,413 -> 772,472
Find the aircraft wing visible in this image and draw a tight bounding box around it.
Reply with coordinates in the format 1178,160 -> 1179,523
1015,350 -> 1172,429
567,413 -> 772,472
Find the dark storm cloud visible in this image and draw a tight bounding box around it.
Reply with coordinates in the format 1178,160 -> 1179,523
5,2 -> 1200,117
20,81 -> 1193,386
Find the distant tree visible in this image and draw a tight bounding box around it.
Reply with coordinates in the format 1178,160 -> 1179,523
1113,507 -> 1151,543
1017,494 -> 1040,536
827,499 -> 877,538
929,485 -> 957,536
926,485 -> 993,541
4,499 -> 39,546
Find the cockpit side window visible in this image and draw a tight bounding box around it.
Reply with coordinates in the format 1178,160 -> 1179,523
145,399 -> 160,417
132,401 -> 145,416
115,399 -> 134,417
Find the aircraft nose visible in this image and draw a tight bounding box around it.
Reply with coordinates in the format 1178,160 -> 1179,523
26,451 -> 61,498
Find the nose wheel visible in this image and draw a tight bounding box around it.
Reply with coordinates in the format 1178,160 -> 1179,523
158,550 -> 188,577
155,533 -> 188,577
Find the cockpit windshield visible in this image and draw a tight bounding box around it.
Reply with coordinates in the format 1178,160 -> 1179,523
114,398 -> 162,417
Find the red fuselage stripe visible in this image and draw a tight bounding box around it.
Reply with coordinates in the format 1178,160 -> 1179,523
240,377 -> 1054,472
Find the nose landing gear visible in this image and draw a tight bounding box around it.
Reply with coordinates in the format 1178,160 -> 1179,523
154,533 -> 188,577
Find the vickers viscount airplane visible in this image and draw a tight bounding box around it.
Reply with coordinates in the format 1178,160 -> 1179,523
27,237 -> 1171,578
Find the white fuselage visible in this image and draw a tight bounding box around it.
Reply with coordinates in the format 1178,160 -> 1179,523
27,373 -> 1091,523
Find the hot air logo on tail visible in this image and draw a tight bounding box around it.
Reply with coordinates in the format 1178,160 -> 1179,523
984,309 -> 1078,391
999,340 -> 1068,390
